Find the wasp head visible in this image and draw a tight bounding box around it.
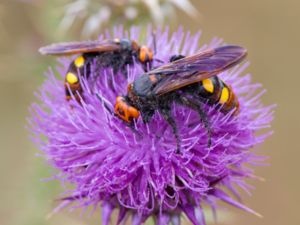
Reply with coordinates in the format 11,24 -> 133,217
138,45 -> 153,65
114,96 -> 140,123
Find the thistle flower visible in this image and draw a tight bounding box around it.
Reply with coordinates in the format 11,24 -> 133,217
29,27 -> 275,225
58,0 -> 198,37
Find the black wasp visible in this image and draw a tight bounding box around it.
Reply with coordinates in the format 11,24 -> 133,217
114,45 -> 247,152
39,38 -> 154,101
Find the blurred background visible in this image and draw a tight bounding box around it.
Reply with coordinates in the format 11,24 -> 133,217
0,0 -> 298,225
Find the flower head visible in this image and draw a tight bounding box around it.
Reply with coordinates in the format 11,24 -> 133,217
57,0 -> 198,37
29,27 -> 275,225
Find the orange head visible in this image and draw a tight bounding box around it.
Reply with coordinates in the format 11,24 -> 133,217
114,96 -> 140,123
138,45 -> 153,64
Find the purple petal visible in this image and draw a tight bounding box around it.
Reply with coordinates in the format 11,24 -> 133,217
171,214 -> 181,225
157,213 -> 171,225
101,202 -> 114,225
181,204 -> 201,225
212,189 -> 262,218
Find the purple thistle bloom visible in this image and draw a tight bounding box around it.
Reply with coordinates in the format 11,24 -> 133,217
29,26 -> 275,225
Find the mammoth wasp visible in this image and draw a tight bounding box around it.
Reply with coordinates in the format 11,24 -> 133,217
114,45 -> 247,152
39,38 -> 154,101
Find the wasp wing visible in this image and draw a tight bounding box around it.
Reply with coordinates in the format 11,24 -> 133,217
39,40 -> 120,56
150,45 -> 247,96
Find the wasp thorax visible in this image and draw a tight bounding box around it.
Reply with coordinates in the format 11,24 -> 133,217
138,46 -> 153,63
114,96 -> 140,123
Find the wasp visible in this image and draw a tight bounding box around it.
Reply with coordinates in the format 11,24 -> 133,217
114,45 -> 247,152
39,38 -> 154,101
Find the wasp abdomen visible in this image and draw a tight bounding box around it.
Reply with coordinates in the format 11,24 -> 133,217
64,55 -> 88,101
197,77 -> 239,113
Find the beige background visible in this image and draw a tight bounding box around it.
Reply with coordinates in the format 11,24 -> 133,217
0,0 -> 299,225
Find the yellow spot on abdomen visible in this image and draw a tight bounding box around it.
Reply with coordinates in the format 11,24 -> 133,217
219,87 -> 229,104
66,72 -> 78,84
202,79 -> 214,93
74,56 -> 85,68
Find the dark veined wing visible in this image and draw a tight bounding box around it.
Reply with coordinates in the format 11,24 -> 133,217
149,45 -> 247,95
39,40 -> 120,56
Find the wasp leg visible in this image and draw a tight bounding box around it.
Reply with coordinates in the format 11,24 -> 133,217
96,93 -> 113,114
178,96 -> 212,147
159,107 -> 181,154
169,54 -> 185,62
141,109 -> 155,123
128,122 -> 142,139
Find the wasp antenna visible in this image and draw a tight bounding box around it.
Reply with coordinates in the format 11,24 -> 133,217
152,30 -> 157,55
154,58 -> 164,63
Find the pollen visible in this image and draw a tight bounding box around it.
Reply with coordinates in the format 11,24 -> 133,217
74,55 -> 85,68
66,72 -> 78,84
